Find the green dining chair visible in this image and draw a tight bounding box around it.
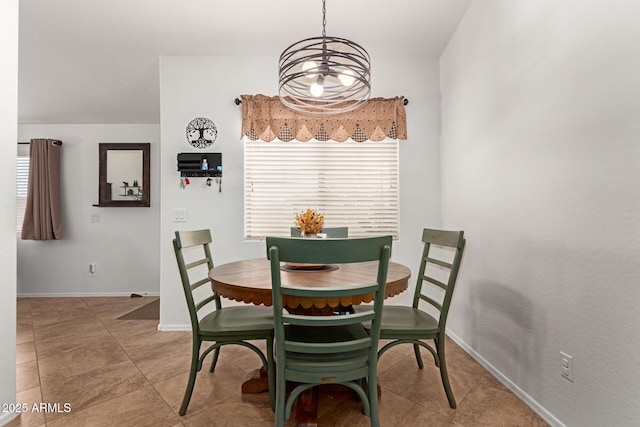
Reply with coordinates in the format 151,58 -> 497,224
360,228 -> 465,409
266,236 -> 392,427
290,226 -> 349,238
173,229 -> 275,416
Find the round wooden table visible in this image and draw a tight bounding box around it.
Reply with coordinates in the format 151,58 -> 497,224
209,257 -> 411,313
208,258 -> 411,427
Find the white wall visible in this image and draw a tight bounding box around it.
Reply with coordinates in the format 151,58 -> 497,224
0,1 -> 18,424
17,124 -> 161,296
440,1 -> 640,426
158,55 -> 442,329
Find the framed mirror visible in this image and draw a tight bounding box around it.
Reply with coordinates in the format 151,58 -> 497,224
95,143 -> 150,207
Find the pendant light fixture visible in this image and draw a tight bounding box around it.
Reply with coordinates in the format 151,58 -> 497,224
278,0 -> 371,115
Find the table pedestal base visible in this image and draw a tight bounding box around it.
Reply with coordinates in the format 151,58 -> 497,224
241,368 -> 269,394
293,386 -> 319,427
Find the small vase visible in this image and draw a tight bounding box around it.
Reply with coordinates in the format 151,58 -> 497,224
301,231 -> 317,239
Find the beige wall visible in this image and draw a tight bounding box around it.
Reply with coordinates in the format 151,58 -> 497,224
440,1 -> 640,425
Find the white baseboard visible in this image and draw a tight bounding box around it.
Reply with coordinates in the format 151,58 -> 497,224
17,292 -> 160,297
157,323 -> 190,332
0,411 -> 19,426
446,329 -> 565,427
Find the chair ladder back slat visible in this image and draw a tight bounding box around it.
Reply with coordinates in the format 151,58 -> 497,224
190,277 -> 211,291
284,337 -> 372,354
283,311 -> 376,327
185,257 -> 210,270
280,283 -> 379,298
418,294 -> 443,311
195,295 -> 217,312
423,275 -> 447,291
426,257 -> 453,269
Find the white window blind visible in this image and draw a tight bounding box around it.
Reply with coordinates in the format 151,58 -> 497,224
244,138 -> 399,240
17,144 -> 30,234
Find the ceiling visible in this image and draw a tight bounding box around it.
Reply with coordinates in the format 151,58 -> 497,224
18,0 -> 471,124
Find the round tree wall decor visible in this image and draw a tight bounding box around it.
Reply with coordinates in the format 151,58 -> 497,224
186,117 -> 217,148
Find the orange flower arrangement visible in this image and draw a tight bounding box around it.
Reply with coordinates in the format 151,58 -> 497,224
295,208 -> 324,235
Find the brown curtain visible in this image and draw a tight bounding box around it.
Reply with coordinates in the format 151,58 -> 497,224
21,139 -> 62,240
241,94 -> 407,142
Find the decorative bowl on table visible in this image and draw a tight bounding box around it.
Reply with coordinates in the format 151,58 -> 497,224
285,263 -> 325,270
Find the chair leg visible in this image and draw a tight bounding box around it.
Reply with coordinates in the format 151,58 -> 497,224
436,337 -> 456,409
179,339 -> 202,416
275,371 -> 286,427
413,343 -> 424,369
208,347 -> 220,372
267,336 -> 276,412
368,376 -> 380,427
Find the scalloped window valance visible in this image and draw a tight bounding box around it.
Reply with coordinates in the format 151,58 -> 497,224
240,94 -> 407,142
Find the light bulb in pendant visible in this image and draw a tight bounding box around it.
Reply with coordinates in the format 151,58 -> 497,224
338,69 -> 356,87
302,60 -> 318,79
310,81 -> 324,97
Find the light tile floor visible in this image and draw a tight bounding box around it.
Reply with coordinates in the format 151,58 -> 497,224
10,297 -> 548,426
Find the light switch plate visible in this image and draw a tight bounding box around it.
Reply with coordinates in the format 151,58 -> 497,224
173,208 -> 187,222
560,351 -> 574,382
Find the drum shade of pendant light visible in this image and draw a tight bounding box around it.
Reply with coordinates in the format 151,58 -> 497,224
278,0 -> 371,115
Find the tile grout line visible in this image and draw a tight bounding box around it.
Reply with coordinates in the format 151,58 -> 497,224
84,297 -> 186,423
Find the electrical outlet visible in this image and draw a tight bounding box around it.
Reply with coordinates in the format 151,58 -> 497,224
90,213 -> 101,223
560,351 -> 573,382
89,262 -> 97,277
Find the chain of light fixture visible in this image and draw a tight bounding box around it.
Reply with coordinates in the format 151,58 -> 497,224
278,0 -> 371,115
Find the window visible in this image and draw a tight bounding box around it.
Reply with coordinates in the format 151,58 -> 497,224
16,144 -> 30,234
244,138 -> 399,240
